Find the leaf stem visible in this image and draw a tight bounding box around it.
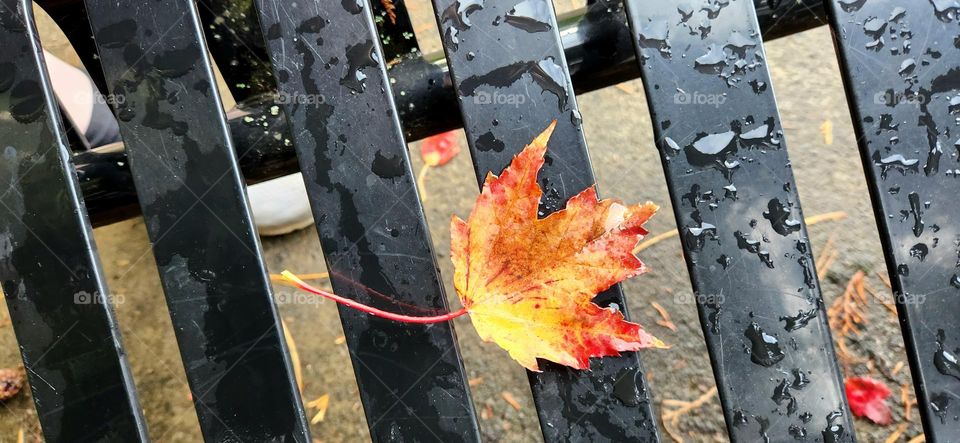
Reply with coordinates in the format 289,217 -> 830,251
280,271 -> 468,324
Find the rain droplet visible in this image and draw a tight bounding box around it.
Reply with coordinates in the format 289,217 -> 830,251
504,0 -> 552,33
745,322 -> 785,366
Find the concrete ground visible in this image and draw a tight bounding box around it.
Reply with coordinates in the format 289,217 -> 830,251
0,3 -> 923,443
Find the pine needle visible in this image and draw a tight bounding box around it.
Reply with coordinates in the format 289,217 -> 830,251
650,301 -> 677,331
308,394 -> 330,424
501,391 -> 521,411
815,233 -> 839,279
820,120 -> 834,145
901,384 -> 916,421
892,361 -> 905,376
281,319 -> 303,393
416,165 -> 431,203
884,423 -> 909,443
828,272 -> 870,368
864,284 -> 899,317
875,270 -> 893,289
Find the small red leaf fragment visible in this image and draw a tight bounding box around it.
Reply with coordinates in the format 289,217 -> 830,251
421,130 -> 460,166
845,376 -> 892,425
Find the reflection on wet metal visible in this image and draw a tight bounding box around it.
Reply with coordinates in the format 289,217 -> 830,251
624,0 -> 855,441
251,0 -> 481,440
83,0 -> 310,440
826,0 -> 960,439
431,0 -> 660,440
0,1 -> 147,440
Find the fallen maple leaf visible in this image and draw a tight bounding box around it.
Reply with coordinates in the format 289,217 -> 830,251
846,376 -> 892,425
420,130 -> 460,167
280,121 -> 664,371
450,121 -> 664,371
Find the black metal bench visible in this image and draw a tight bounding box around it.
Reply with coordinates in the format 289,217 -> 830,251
0,0 -> 957,441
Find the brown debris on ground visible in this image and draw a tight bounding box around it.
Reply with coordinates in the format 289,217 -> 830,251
500,391 -> 521,411
650,301 -> 677,332
827,271 -> 870,369
379,0 -> 398,24
660,386 -> 718,443
0,367 -> 24,402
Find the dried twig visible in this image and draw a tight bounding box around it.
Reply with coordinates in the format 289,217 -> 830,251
660,386 -> 718,443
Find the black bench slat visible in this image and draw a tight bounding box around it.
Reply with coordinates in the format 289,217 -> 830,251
0,1 -> 147,440
251,0 -> 482,440
431,0 -> 660,441
623,0 -> 855,441
82,0 -> 310,440
54,2 -> 827,228
826,1 -> 960,439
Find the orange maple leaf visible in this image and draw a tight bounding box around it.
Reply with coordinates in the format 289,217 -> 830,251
450,121 -> 665,371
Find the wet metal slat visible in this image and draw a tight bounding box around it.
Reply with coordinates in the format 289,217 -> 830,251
82,0 -> 310,440
826,1 -> 960,439
251,0 -> 481,440
623,0 -> 855,441
0,0 -> 147,440
63,2 -> 832,229
431,0 -> 660,440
